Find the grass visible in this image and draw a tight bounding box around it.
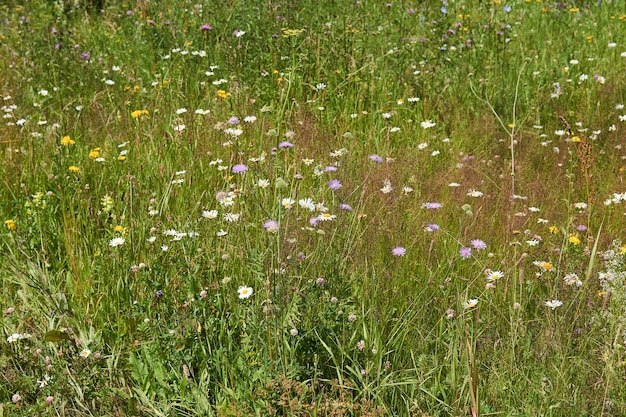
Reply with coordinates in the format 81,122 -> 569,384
2,0 -> 626,415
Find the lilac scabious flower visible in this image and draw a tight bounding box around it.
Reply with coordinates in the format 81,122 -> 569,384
470,239 -> 487,250
232,164 -> 248,173
460,247 -> 472,259
392,246 -> 406,257
309,217 -> 318,227
156,290 -> 163,298
278,141 -> 294,148
80,52 -> 90,60
576,225 -> 587,231
324,166 -> 338,172
201,24 -> 213,31
263,220 -> 279,232
227,116 -> 240,124
425,223 -> 440,232
328,179 -> 342,190
339,203 -> 352,211
369,154 -> 383,163
424,202 -> 442,209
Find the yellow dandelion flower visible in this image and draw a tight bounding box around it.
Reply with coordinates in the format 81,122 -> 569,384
571,136 -> 581,143
89,148 -> 101,159
5,219 -> 16,230
569,235 -> 581,245
620,245 -> 626,255
585,35 -> 593,43
132,85 -> 140,94
118,156 -> 126,161
549,226 -> 559,234
113,225 -> 125,233
68,166 -> 80,173
217,90 -> 231,99
60,136 -> 75,146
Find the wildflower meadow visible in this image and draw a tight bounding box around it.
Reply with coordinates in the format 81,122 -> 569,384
3,0 -> 626,415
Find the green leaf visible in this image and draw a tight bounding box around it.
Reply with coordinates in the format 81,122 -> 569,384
44,330 -> 71,343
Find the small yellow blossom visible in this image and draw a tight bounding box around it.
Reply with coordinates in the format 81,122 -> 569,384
118,156 -> 126,161
585,35 -> 593,43
620,245 -> 626,255
113,225 -> 125,233
571,136 -> 581,143
569,235 -> 581,245
60,136 -> 75,146
89,148 -> 101,159
132,85 -> 140,94
570,8 -> 579,13
68,166 -> 80,173
281,28 -> 305,37
131,109 -> 149,118
217,90 -> 231,99
5,219 -> 16,230
549,226 -> 559,234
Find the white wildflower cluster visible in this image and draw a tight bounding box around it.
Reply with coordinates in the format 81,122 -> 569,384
595,240 -> 626,347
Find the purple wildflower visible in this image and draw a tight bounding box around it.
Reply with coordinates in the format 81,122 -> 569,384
392,247 -> 406,257
339,203 -> 352,211
80,52 -> 90,60
227,116 -> 240,124
460,247 -> 472,259
576,225 -> 587,231
278,141 -> 294,148
369,154 -> 383,163
232,164 -> 248,173
201,24 -> 213,31
425,223 -> 440,232
328,179 -> 342,190
470,239 -> 487,250
309,217 -> 318,227
156,290 -> 163,298
424,202 -> 442,209
324,166 -> 338,172
263,220 -> 279,232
